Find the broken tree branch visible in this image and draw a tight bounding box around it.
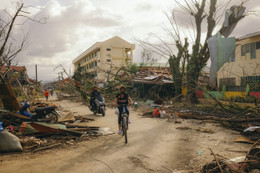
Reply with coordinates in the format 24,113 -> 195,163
209,148 -> 224,173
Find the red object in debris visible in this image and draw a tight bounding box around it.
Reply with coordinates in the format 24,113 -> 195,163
250,92 -> 260,99
7,125 -> 14,132
153,108 -> 160,117
196,91 -> 204,98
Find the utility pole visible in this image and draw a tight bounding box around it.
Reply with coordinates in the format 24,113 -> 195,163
35,64 -> 38,87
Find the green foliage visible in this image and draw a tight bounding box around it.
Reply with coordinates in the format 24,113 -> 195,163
72,66 -> 94,84
129,63 -> 139,75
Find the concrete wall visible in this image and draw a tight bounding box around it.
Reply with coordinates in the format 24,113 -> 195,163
217,34 -> 260,87
195,91 -> 260,99
225,91 -> 246,99
72,36 -> 135,83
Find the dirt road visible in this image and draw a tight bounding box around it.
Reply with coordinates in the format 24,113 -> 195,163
0,97 -> 250,173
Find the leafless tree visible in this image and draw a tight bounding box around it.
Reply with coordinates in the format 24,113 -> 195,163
0,2 -> 47,84
138,0 -> 245,103
140,47 -> 157,64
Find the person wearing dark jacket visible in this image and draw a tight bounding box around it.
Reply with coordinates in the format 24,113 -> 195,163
114,86 -> 133,134
90,86 -> 100,111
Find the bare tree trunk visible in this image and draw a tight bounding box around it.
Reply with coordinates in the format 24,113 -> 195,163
186,0 -> 216,104
169,39 -> 189,102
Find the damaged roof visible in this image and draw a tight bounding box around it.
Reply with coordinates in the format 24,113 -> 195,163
133,67 -> 173,85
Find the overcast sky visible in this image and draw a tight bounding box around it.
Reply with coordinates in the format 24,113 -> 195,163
1,0 -> 260,82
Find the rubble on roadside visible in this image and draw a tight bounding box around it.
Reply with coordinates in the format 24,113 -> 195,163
202,141 -> 260,173
0,103 -> 113,153
137,99 -> 260,144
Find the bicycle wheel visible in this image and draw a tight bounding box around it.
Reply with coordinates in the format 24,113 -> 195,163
122,116 -> 128,144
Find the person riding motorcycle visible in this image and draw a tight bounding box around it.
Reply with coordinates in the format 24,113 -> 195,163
90,86 -> 100,111
114,86 -> 133,134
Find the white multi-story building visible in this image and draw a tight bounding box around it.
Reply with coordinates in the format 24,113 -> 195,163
72,36 -> 135,85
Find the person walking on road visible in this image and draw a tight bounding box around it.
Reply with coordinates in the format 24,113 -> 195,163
44,89 -> 49,101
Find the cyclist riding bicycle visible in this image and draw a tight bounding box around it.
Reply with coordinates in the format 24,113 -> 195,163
114,86 -> 133,135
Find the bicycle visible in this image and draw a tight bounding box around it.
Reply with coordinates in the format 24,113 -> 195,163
118,104 -> 129,144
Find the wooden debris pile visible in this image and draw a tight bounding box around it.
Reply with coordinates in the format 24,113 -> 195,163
202,140 -> 260,173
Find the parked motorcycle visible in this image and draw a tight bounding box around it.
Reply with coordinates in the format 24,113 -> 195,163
91,94 -> 106,116
18,101 -> 59,123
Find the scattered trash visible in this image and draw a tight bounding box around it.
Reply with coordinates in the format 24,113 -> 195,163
197,150 -> 204,155
20,136 -> 47,148
159,110 -> 166,118
244,126 -> 260,133
196,128 -> 215,134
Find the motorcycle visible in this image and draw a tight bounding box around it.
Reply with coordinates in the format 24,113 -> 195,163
18,101 -> 59,123
91,94 -> 106,116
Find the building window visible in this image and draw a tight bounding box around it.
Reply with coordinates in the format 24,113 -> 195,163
95,51 -> 97,57
106,48 -> 111,51
241,45 -> 246,56
256,41 -> 260,49
92,53 -> 93,59
107,59 -> 111,62
244,76 -> 260,90
250,42 -> 256,59
219,78 -> 236,88
246,44 -> 250,53
250,76 -> 260,83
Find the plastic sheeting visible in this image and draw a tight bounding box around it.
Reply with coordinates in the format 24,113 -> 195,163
207,33 -> 236,86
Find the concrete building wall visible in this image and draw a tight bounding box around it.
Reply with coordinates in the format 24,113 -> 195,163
217,33 -> 260,88
72,36 -> 135,83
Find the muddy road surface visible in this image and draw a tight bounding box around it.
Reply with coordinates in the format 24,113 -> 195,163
0,98 -> 250,173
